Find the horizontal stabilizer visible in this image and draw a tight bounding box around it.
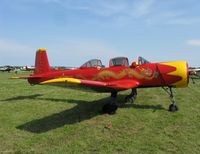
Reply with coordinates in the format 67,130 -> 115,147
11,75 -> 42,79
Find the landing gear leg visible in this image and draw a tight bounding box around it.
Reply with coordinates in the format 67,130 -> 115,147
163,87 -> 178,112
125,88 -> 137,104
102,91 -> 118,114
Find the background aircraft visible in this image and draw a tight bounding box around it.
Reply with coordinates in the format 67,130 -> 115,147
189,67 -> 200,76
19,66 -> 35,71
189,67 -> 200,84
0,66 -> 14,72
13,48 -> 189,114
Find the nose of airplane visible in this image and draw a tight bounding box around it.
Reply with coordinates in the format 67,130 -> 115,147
160,61 -> 189,88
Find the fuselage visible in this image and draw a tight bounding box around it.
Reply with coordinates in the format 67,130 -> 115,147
28,61 -> 189,92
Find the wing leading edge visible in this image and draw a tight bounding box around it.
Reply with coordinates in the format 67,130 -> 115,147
40,77 -> 140,90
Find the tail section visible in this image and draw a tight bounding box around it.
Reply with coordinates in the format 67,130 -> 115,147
34,48 -> 51,74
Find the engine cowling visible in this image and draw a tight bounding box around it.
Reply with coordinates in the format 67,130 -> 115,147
159,61 -> 189,88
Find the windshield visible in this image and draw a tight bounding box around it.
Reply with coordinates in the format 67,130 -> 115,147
138,57 -> 150,65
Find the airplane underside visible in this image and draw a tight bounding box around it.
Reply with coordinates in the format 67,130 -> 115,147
102,86 -> 178,114
38,82 -> 179,114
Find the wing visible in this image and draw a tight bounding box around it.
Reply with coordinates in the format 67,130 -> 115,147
40,77 -> 140,90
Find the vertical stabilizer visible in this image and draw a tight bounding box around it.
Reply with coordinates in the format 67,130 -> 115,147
34,48 -> 51,74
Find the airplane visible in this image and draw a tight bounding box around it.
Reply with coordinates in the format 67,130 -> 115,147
189,67 -> 200,76
189,67 -> 200,84
13,48 -> 189,114
0,66 -> 14,72
25,66 -> 35,71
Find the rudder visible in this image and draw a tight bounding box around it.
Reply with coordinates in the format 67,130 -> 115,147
34,48 -> 51,74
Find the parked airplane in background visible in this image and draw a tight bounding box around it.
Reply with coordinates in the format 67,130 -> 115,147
13,48 -> 189,114
20,66 -> 35,71
189,67 -> 200,84
0,66 -> 14,72
189,67 -> 200,76
25,66 -> 35,71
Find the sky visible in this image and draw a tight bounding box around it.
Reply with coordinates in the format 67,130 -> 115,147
0,0 -> 200,67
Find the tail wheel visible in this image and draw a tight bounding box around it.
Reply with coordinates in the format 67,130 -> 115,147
169,104 -> 178,112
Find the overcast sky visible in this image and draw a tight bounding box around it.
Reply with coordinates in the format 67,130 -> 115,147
0,0 -> 200,67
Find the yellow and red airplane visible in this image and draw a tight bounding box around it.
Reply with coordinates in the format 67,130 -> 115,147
13,48 -> 189,114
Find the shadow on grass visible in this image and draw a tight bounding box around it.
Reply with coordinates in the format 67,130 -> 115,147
122,104 -> 166,112
2,94 -> 43,101
16,97 -> 109,133
3,94 -> 165,133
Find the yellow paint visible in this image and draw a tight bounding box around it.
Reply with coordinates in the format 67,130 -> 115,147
37,48 -> 46,53
161,61 -> 188,88
10,77 -> 20,79
40,77 -> 81,84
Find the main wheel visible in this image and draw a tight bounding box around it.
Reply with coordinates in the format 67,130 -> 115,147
102,103 -> 118,114
169,104 -> 178,112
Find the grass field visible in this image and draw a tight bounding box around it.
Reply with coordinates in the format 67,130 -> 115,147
0,72 -> 200,154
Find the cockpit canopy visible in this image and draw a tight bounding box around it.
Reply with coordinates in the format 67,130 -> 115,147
109,57 -> 129,67
80,59 -> 104,69
80,56 -> 150,69
138,56 -> 150,65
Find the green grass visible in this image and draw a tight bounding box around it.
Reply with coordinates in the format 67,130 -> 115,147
0,72 -> 200,153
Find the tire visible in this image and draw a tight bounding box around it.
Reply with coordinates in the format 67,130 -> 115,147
169,104 -> 178,112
